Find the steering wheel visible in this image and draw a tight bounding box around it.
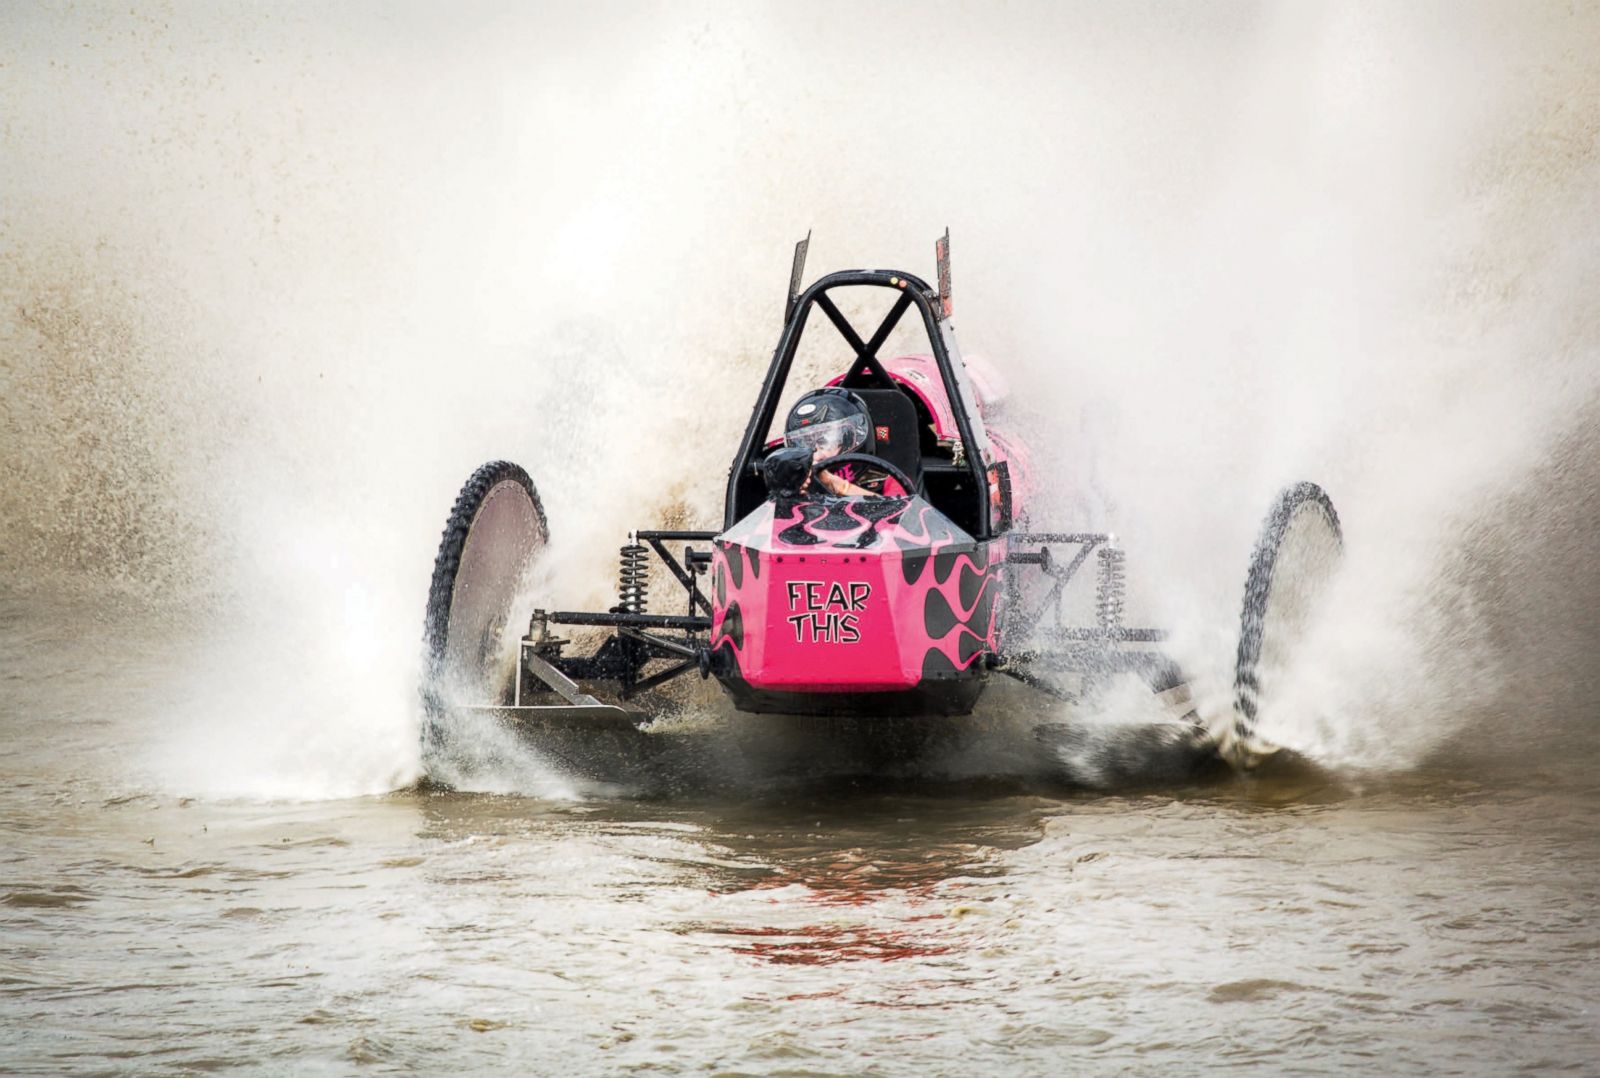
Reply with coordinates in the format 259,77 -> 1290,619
814,452 -> 918,497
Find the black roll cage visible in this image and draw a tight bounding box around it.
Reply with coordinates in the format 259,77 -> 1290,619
722,268 -> 994,538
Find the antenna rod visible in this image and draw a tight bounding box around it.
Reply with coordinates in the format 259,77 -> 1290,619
934,227 -> 952,319
785,230 -> 811,323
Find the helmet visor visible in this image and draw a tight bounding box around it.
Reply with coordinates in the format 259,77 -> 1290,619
783,414 -> 868,461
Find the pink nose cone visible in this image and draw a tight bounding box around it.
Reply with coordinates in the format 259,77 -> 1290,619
709,496 -> 1002,696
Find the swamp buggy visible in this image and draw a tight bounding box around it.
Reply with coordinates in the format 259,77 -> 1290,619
420,233 -> 1344,784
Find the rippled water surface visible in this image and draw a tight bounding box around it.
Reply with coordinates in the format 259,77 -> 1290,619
4,603 -> 1596,1075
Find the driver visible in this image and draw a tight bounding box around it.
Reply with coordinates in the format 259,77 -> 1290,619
781,388 -> 905,497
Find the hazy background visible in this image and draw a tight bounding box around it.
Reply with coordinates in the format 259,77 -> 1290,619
2,1 -> 1597,798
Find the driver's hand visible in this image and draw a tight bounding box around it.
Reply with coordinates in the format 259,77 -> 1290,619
817,468 -> 872,498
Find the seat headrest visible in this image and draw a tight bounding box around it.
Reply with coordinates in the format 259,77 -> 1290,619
846,386 -> 923,490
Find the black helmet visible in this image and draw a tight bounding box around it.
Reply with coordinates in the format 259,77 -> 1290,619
783,387 -> 874,460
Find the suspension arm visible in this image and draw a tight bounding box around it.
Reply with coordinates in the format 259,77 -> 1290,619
546,611 -> 712,631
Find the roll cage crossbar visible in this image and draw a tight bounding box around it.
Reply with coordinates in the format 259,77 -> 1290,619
724,263 -> 995,537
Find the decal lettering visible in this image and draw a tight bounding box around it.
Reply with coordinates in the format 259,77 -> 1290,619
784,579 -> 871,644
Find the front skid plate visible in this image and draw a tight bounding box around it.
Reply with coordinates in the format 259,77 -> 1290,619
460,703 -> 649,732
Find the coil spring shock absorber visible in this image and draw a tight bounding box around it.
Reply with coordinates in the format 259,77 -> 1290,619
1096,546 -> 1125,633
617,537 -> 650,614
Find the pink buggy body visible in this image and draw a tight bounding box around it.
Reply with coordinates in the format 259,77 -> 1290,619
422,247 -> 1215,767
709,353 -> 1034,717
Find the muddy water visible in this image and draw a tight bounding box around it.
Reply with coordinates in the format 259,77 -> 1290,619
3,600 -> 1596,1075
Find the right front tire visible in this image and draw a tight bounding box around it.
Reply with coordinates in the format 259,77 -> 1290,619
421,460 -> 548,754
